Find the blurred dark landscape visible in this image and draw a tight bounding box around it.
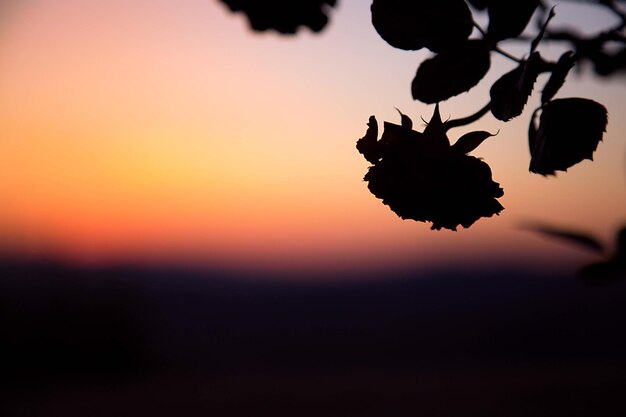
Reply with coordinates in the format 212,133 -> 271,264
2,259 -> 626,417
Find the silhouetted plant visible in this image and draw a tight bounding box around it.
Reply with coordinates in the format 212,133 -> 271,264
524,223 -> 626,283
359,0 -> 623,229
217,0 -> 625,230
357,105 -> 503,230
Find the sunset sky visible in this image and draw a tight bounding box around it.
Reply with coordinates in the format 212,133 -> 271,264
0,0 -> 624,276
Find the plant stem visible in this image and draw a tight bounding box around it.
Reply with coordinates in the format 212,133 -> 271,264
493,46 -> 524,63
473,21 -> 524,63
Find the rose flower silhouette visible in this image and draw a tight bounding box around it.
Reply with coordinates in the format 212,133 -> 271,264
357,105 -> 504,231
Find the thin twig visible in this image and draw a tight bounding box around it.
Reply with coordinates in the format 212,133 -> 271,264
474,21 -> 524,63
493,45 -> 524,63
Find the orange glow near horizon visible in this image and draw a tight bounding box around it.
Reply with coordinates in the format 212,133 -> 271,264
1,1 -> 625,276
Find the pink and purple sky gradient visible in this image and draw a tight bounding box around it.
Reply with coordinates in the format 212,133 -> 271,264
0,0 -> 624,276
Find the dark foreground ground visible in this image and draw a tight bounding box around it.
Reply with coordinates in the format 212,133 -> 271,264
2,260 -> 626,417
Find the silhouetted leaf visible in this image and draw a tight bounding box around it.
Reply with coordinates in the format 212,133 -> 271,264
412,40 -> 491,103
541,51 -> 576,104
529,98 -> 608,175
358,107 -> 504,231
487,0 -> 540,41
356,116 -> 380,164
490,52 -> 543,121
524,223 -> 605,253
530,6 -> 556,53
451,130 -> 497,154
218,0 -> 337,34
371,0 -> 472,52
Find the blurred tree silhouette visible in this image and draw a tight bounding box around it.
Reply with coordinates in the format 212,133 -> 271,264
219,0 -> 625,231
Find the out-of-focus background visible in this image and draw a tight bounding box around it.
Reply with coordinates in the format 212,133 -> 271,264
1,1 -> 625,416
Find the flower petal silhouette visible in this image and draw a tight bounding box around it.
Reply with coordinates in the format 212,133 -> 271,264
422,103 -> 450,149
529,98 -> 608,175
395,107 -> 413,130
412,40 -> 491,103
371,0 -> 472,52
359,107 -> 504,231
218,0 -> 337,34
356,115 -> 380,164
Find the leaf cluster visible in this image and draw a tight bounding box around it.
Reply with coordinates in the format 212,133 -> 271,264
216,0 -> 624,235
371,0 -> 620,176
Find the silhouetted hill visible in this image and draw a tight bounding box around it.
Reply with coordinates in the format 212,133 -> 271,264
2,260 -> 625,416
